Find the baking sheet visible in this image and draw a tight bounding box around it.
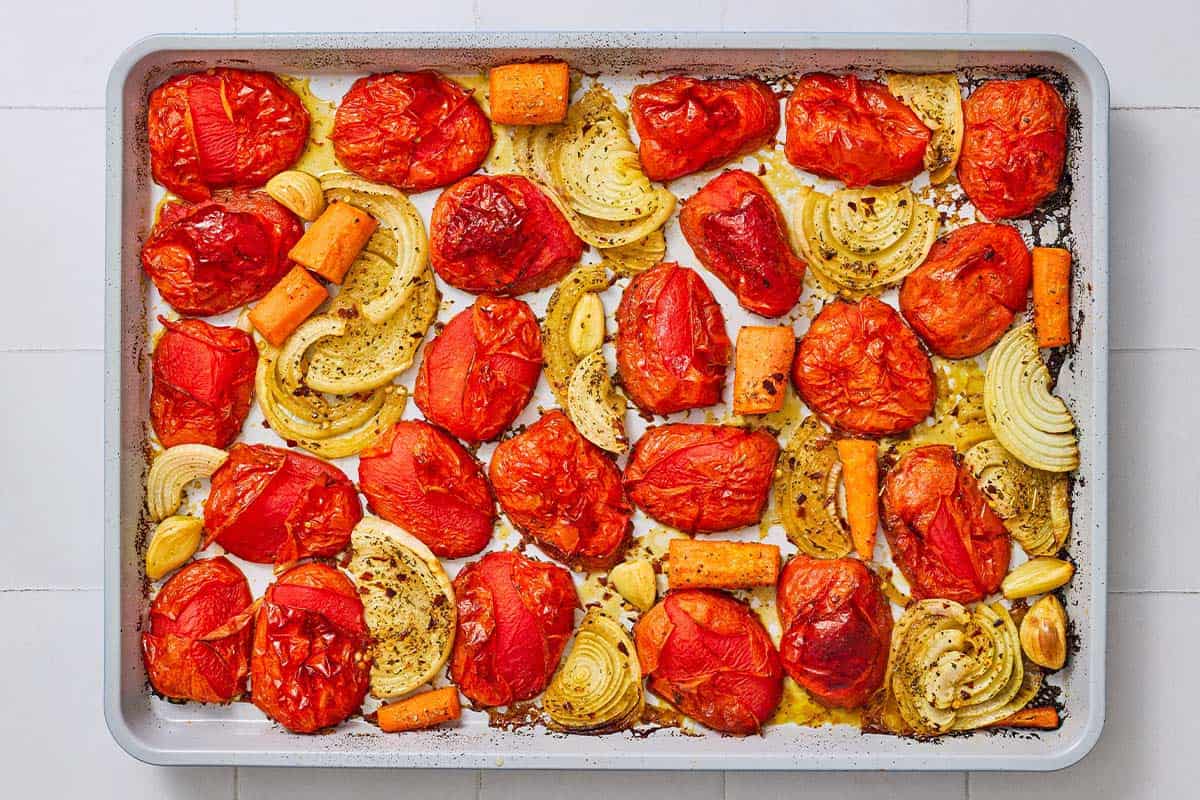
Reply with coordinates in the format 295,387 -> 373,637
104,32 -> 1108,770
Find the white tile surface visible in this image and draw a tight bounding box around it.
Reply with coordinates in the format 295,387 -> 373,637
236,0 -> 475,32
1110,109 -> 1200,350
0,352 -> 103,590
2,590 -> 234,798
480,770 -> 724,800
239,766 -> 478,799
969,0 -> 1200,107
970,594 -> 1200,799
0,109 -> 105,351
1109,350 -> 1200,592
721,0 -> 967,32
726,771 -> 967,799
477,0 -> 723,31
0,2 -> 234,108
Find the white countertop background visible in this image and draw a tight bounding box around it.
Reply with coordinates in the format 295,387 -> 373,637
2,1 -> 1196,796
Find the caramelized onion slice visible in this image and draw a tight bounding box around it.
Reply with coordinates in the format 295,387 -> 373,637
147,444 -> 228,521
964,438 -> 1070,556
775,416 -> 853,559
543,609 -> 643,734
886,73 -> 964,184
543,264 -> 613,406
566,350 -> 629,454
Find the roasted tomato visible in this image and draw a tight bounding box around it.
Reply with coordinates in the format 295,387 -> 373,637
414,295 -> 542,443
142,190 -> 304,317
430,174 -> 584,295
680,169 -> 806,317
784,73 -> 930,187
489,411 -> 632,569
882,444 -> 1011,603
776,556 -> 893,708
629,75 -> 780,182
331,71 -> 492,193
251,563 -> 371,733
141,557 -> 254,703
449,550 -> 579,707
634,589 -> 783,734
203,443 -> 362,565
147,68 -> 309,203
899,223 -> 1032,358
150,316 -> 257,448
792,297 -> 935,437
624,424 -> 778,534
358,420 -> 496,559
615,262 -> 731,415
958,78 -> 1068,220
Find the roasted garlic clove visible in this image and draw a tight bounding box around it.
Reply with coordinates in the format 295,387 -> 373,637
1020,594 -> 1067,670
1001,557 -> 1075,599
146,515 -> 203,580
609,558 -> 656,612
567,292 -> 606,357
147,444 -> 228,521
266,170 -> 326,221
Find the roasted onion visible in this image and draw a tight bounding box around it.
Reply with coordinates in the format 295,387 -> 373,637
964,438 -> 1070,556
543,264 -> 613,406
542,609 -> 643,734
599,229 -> 667,276
774,416 -> 853,559
147,444 -> 228,521
566,350 -> 629,454
886,73 -> 964,184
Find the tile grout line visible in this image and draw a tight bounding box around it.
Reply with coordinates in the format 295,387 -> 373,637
965,770 -> 973,800
233,0 -> 240,34
0,105 -> 103,111
475,767 -> 483,800
232,766 -> 239,800
0,587 -> 100,593
0,347 -> 103,354
963,0 -> 971,31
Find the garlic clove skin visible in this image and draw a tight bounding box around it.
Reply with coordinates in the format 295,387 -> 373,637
1019,594 -> 1068,670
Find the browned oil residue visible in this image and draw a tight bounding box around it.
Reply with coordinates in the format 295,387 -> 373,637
486,701 -> 546,732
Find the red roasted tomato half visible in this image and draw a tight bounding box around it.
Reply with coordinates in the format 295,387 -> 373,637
358,420 -> 497,559
141,557 -> 254,704
142,190 -> 304,317
899,223 -> 1032,358
624,423 -> 779,534
203,443 -> 362,565
792,297 -> 936,437
882,444 -> 1011,603
489,410 -> 632,569
776,556 -> 893,709
680,169 -> 806,318
413,295 -> 542,444
958,78 -> 1068,220
784,73 -> 931,187
634,589 -> 783,735
449,550 -> 579,708
331,71 -> 492,193
251,563 -> 371,733
629,75 -> 780,182
615,262 -> 731,415
148,68 -> 309,203
430,174 -> 584,295
151,316 -> 257,448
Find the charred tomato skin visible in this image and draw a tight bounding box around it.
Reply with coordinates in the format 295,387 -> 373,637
634,589 -> 783,735
882,444 -> 1011,603
358,420 -> 497,559
331,71 -> 492,193
899,223 -> 1032,358
251,563 -> 371,734
449,550 -> 579,708
147,68 -> 309,203
150,316 -> 257,448
615,262 -> 731,415
413,295 -> 542,444
141,557 -> 255,704
784,73 -> 931,187
776,555 -> 893,708
203,443 -> 363,565
680,169 -> 806,318
792,297 -> 936,437
624,423 -> 779,534
430,175 -> 584,295
489,411 -> 632,569
141,190 -> 304,317
629,75 -> 780,182
958,78 -> 1068,221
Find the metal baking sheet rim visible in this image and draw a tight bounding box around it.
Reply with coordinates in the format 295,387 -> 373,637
103,31 -> 1109,771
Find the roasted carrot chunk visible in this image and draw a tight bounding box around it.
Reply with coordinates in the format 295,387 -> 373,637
1032,246 -> 1071,348
489,62 -> 570,125
248,265 -> 327,346
733,325 -> 795,415
376,687 -> 462,733
667,539 -> 781,590
288,201 -> 377,284
837,438 -> 880,560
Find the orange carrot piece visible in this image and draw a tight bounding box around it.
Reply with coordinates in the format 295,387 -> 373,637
288,201 -> 378,284
733,326 -> 796,415
488,62 -> 570,125
986,706 -> 1061,731
248,265 -> 328,347
836,438 -> 879,560
376,687 -> 462,733
1032,246 -> 1072,348
667,539 -> 781,590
